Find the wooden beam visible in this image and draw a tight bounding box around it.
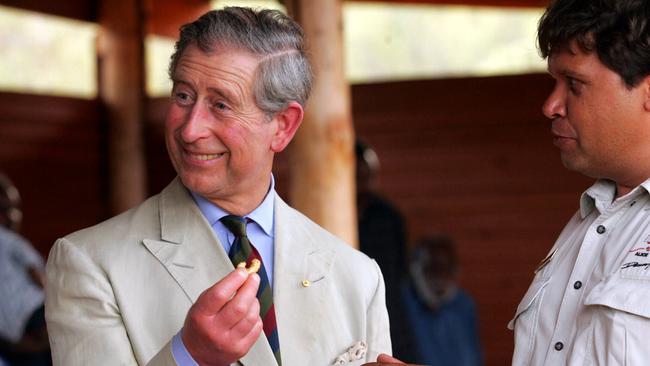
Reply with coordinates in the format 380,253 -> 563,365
145,0 -> 211,38
347,0 -> 549,7
0,0 -> 96,21
98,0 -> 148,214
1,0 -> 550,25
285,0 -> 358,247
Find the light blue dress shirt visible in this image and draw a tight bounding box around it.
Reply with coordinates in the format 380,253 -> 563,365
171,176 -> 276,365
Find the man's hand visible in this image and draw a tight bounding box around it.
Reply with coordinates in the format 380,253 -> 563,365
362,353 -> 407,365
182,268 -> 263,366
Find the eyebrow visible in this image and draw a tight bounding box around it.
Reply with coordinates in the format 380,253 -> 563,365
171,79 -> 240,106
559,69 -> 588,81
207,87 -> 238,106
547,65 -> 588,81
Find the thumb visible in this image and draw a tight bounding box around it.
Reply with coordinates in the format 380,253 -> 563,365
377,353 -> 405,364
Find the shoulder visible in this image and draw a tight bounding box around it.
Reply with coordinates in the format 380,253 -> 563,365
277,196 -> 375,257
0,225 -> 41,264
276,196 -> 382,287
47,190 -> 168,280
64,192 -> 162,248
452,289 -> 478,311
0,225 -> 30,248
359,193 -> 405,232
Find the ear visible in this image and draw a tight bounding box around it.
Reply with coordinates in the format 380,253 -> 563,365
270,101 -> 303,152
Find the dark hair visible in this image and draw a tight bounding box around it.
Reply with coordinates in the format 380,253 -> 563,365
169,7 -> 312,115
537,0 -> 650,87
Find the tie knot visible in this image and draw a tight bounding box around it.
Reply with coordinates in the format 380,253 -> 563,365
220,215 -> 248,237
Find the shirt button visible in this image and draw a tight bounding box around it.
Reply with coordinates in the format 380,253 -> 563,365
573,281 -> 582,289
554,342 -> 564,351
596,225 -> 606,234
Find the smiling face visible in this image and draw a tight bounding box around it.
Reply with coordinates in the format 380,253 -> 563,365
165,44 -> 284,213
542,41 -> 650,190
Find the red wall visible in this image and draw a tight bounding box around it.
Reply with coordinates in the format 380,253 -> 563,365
0,92 -> 106,257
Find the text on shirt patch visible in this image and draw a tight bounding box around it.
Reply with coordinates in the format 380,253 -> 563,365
622,262 -> 650,270
621,235 -> 650,272
629,246 -> 650,257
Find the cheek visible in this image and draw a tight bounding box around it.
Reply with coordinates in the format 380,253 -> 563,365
165,105 -> 188,129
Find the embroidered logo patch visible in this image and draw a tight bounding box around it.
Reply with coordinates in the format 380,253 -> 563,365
628,246 -> 650,257
622,235 -> 650,274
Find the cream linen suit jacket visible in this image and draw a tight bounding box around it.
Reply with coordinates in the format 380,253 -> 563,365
45,178 -> 391,366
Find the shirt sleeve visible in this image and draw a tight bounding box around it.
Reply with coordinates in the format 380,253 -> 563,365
10,232 -> 44,269
171,331 -> 199,366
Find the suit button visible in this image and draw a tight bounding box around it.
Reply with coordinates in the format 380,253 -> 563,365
573,281 -> 582,290
554,342 -> 564,351
596,225 -> 606,234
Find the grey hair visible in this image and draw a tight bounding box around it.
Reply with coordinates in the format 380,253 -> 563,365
169,7 -> 312,116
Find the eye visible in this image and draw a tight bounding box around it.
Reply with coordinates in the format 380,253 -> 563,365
212,101 -> 229,111
567,77 -> 582,95
173,91 -> 194,106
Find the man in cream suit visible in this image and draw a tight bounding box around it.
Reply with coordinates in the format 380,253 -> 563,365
45,7 -> 391,366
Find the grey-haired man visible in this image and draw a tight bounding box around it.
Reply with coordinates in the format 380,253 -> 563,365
46,7 -> 391,366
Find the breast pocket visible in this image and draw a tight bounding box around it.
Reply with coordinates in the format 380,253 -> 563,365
579,273 -> 650,366
508,279 -> 550,366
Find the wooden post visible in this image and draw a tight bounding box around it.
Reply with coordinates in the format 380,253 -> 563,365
285,0 -> 358,247
98,0 -> 148,214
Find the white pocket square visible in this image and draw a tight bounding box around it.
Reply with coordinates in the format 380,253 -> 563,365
332,341 -> 367,365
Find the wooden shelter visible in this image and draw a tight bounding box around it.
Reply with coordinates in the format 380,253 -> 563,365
0,1 -> 591,365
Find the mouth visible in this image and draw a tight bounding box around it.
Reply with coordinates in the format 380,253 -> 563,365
191,153 -> 224,160
551,124 -> 577,143
182,150 -> 226,162
552,133 -> 576,148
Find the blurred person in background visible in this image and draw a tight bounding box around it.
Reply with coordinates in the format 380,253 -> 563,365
0,173 -> 51,366
401,235 -> 482,366
356,140 -> 417,361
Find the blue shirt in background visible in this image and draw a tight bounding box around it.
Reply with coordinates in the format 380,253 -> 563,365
401,282 -> 483,366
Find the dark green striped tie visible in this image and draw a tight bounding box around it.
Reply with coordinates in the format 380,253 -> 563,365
221,215 -> 281,365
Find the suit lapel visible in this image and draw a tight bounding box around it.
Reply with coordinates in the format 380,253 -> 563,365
142,178 -> 233,302
272,196 -> 335,365
142,178 -> 278,366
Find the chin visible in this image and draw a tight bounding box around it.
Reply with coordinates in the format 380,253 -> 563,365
561,158 -> 600,179
179,173 -> 215,195
560,153 -> 582,172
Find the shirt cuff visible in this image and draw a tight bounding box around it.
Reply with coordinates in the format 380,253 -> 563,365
171,330 -> 199,366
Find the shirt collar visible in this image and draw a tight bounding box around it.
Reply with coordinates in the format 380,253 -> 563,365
190,175 -> 275,237
580,178 -> 650,218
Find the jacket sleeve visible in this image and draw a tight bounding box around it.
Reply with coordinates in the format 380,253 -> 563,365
45,238 -> 176,366
365,259 -> 393,361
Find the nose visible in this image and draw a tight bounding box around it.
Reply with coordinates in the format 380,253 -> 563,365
180,103 -> 211,143
542,82 -> 566,120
